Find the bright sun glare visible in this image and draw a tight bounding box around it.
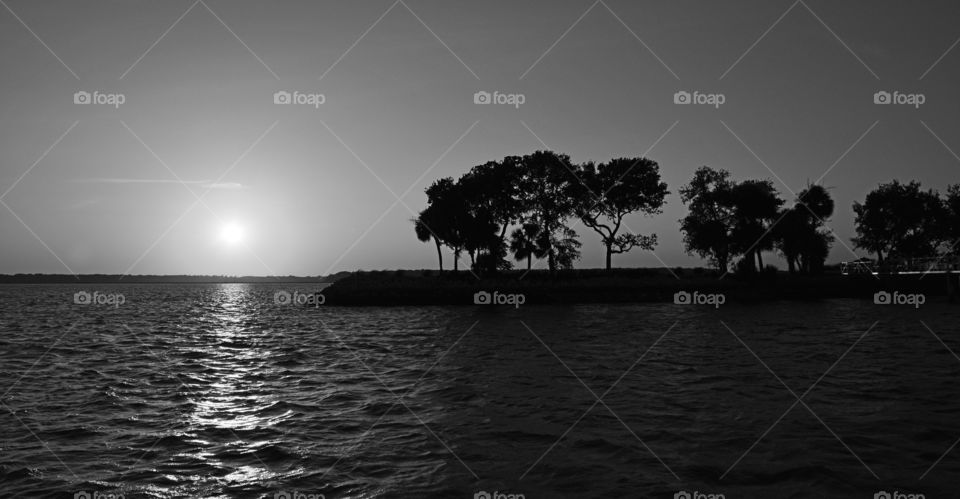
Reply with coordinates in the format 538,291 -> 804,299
220,222 -> 244,245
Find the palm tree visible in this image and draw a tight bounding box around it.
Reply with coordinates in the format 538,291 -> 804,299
774,184 -> 836,274
413,208 -> 443,272
509,223 -> 543,270
797,184 -> 834,221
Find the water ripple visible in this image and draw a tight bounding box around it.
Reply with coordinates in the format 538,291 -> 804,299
0,284 -> 958,497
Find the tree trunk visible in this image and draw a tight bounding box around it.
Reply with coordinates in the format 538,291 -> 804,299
434,238 -> 443,273
756,251 -> 764,271
527,254 -> 532,270
605,242 -> 613,270
453,250 -> 459,271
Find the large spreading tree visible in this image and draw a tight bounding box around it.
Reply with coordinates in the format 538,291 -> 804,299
574,157 -> 669,270
679,166 -> 738,273
517,151 -> 582,272
852,180 -> 945,264
456,157 -> 524,273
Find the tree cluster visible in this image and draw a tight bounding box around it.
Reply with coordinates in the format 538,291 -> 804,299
414,151 -> 668,274
678,166 -> 836,275
416,156 -> 958,275
852,180 -> 960,264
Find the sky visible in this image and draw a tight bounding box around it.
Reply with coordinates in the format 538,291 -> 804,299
1,0 -> 959,276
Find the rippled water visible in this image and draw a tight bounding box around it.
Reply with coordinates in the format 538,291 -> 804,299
1,283 -> 958,498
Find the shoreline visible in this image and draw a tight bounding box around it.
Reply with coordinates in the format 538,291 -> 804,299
319,269 -> 956,306
0,274 -> 347,284
2,269 -> 954,306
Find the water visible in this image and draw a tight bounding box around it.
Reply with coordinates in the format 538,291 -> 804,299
1,283 -> 958,498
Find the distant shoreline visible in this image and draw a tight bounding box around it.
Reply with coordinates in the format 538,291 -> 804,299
0,273 -> 351,284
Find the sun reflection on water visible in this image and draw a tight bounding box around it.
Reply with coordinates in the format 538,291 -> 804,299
182,284 -> 288,487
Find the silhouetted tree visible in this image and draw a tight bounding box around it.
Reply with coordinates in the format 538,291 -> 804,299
457,157 -> 524,274
774,184 -> 835,274
518,151 -> 581,272
509,222 -> 545,270
574,158 -> 668,269
422,178 -> 469,271
774,207 -> 805,273
461,207 -> 498,269
474,240 -> 512,273
852,180 -> 945,264
795,185 -> 835,273
416,152 -> 577,274
730,179 -> 784,273
413,207 -> 444,272
799,184 -> 835,220
679,167 -> 738,272
800,230 -> 834,274
543,226 -> 582,270
460,157 -> 523,238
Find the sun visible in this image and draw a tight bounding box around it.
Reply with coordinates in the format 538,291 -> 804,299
219,222 -> 245,245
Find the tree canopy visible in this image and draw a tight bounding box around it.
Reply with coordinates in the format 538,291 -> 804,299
574,157 -> 669,269
852,180 -> 946,264
414,152 -> 959,275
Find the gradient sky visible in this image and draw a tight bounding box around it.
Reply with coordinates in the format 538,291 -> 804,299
1,0 -> 959,275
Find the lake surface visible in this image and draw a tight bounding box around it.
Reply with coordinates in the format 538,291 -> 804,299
1,283 -> 958,498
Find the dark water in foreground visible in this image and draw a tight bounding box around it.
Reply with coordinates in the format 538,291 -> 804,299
1,283 -> 958,498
